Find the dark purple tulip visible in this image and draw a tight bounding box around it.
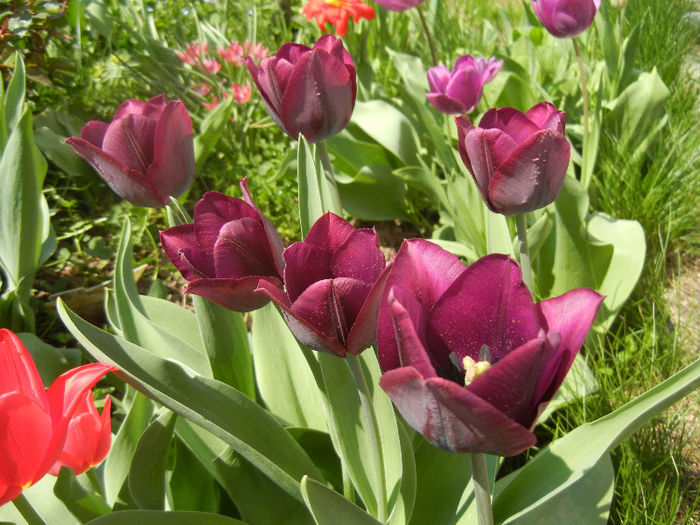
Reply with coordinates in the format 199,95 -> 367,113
426,56 -> 503,115
377,239 -> 603,456
160,178 -> 285,312
532,0 -> 601,39
66,95 -> 195,208
257,213 -> 389,357
455,102 -> 570,216
373,0 -> 427,12
245,34 -> 356,144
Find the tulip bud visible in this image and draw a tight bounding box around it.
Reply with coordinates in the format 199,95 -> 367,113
531,0 -> 601,39
610,0 -> 627,8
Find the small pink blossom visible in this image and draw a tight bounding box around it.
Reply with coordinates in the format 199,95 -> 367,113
200,57 -> 221,75
232,82 -> 252,104
177,42 -> 208,65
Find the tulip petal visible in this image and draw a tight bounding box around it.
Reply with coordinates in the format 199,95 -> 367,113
331,228 -> 385,284
346,262 -> 393,355
161,224 -> 213,280
455,116 -> 476,173
427,93 -> 467,116
80,121 -> 108,148
101,114 -> 156,174
283,242 -> 332,304
245,56 -> 284,130
445,67 -> 483,114
148,100 -> 196,200
240,177 -> 285,277
0,329 -> 48,406
525,101 -> 565,133
479,107 -> 541,145
193,192 -> 260,252
379,368 -> 536,456
428,254 -> 541,364
488,129 -> 570,215
213,218 -> 279,278
427,65 -> 451,92
304,212 -> 357,253
186,276 -> 281,312
462,127 -> 517,209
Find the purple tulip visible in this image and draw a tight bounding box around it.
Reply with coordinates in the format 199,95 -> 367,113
66,95 -> 194,208
377,239 -> 603,456
160,179 -> 285,312
245,34 -> 356,144
373,0 -> 427,12
532,0 -> 601,39
455,102 -> 571,216
257,213 -> 390,357
427,56 -> 503,115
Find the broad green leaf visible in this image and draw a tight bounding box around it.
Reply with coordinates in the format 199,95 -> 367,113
537,353 -> 598,423
492,359 -> 700,522
297,137 -> 332,238
58,300 -> 322,502
287,427 -> 342,492
388,422 -> 417,525
193,295 -> 255,398
86,510 -> 248,525
301,476 -> 382,525
129,410 -> 177,510
395,164 -> 450,213
53,467 -> 111,522
335,164 -> 410,221
16,332 -> 81,386
137,295 -> 203,354
486,210 -> 514,257
169,439 -> 219,513
251,303 -> 327,431
317,351 -> 403,521
0,475 -> 76,525
3,56 -> 25,142
194,95 -> 235,170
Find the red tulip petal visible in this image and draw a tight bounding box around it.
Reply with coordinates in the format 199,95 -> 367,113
379,368 -> 536,456
305,212 -> 356,253
427,65 -> 451,92
113,97 -> 165,120
488,129 -> 570,215
101,114 -> 156,174
479,106 -> 541,145
525,101 -> 565,133
161,224 -> 213,280
148,100 -> 195,199
283,242 -> 332,304
240,177 -> 285,277
80,121 -> 109,148
427,93 -> 467,116
213,218 -> 279,278
428,254 -> 540,363
455,116 -> 476,173
0,329 -> 48,406
313,35 -> 356,101
346,261 -> 393,355
185,276 -> 281,312
331,228 -> 385,284
0,484 -> 22,507
445,67 -> 483,114
193,192 -> 260,252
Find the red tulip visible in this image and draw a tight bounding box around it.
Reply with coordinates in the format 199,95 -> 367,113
66,95 -> 195,208
0,329 -> 116,506
377,240 -> 603,456
245,35 -> 356,144
160,178 -> 285,312
532,0 -> 601,39
302,0 -> 376,37
455,102 -> 570,216
257,213 -> 389,357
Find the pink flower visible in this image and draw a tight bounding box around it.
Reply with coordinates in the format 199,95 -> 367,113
177,42 -> 208,65
200,57 -> 221,75
232,82 -> 251,104
218,41 -> 245,66
532,0 -> 601,38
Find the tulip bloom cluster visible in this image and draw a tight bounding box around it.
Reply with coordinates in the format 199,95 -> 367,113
66,95 -> 195,208
0,329 -> 116,506
376,240 -> 603,455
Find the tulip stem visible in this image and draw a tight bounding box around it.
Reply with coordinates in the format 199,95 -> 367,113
515,214 -> 533,292
317,141 -> 343,216
417,5 -> 438,67
572,38 -> 591,189
347,353 -> 387,523
470,453 -> 494,525
12,493 -> 46,525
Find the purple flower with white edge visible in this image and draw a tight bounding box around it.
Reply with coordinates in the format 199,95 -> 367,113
532,0 -> 601,39
257,213 -> 390,357
160,178 -> 284,312
66,95 -> 194,208
377,239 -> 603,456
427,55 -> 503,115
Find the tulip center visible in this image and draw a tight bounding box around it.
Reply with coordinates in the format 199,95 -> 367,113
449,344 -> 493,386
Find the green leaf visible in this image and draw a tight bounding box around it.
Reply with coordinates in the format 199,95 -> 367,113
287,427 -> 342,493
251,303 -> 327,431
537,353 -> 598,423
0,475 -> 76,525
129,410 -> 177,510
194,95 -> 235,170
3,56 -> 26,143
335,164 -> 409,221
16,332 -> 81,386
169,439 -> 219,512
85,510 -> 248,525
297,137 -> 326,238
492,359 -> 700,523
301,476 -> 382,525
57,300 -> 322,502
53,467 -> 111,522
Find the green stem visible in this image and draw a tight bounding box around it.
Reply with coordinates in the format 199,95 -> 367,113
346,353 -> 387,523
572,38 -> 591,189
317,141 -> 343,216
515,214 -> 533,292
470,453 -> 494,525
416,4 -> 438,67
12,493 -> 46,525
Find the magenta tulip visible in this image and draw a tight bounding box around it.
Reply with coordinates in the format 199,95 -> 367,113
66,95 -> 195,208
0,329 -> 116,506
427,56 -> 503,115
257,213 -> 389,357
373,0 -> 427,12
160,178 -> 285,312
245,34 -> 356,144
532,0 -> 601,38
455,102 -> 570,216
376,240 -> 603,456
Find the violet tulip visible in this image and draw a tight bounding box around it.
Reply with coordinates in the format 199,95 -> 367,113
427,55 -> 503,115
0,329 -> 116,506
245,34 -> 356,144
257,213 -> 389,357
377,240 -> 603,456
532,0 -> 601,39
455,102 -> 570,216
160,178 -> 285,312
66,95 -> 195,208
373,0 -> 427,12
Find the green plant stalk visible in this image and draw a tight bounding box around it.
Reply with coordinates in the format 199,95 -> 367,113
12,493 -> 46,525
417,4 -> 438,67
347,353 -> 387,522
166,197 -> 192,227
470,453 -> 494,525
573,38 -> 591,189
317,141 -> 343,216
515,214 -> 533,291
